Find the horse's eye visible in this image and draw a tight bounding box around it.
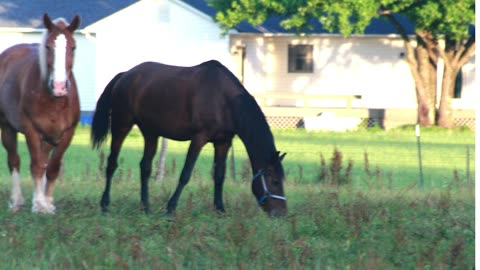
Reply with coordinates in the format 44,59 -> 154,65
72,46 -> 76,51
45,46 -> 51,51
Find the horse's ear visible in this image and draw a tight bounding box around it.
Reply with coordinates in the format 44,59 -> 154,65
274,151 -> 286,162
43,13 -> 54,31
67,15 -> 81,32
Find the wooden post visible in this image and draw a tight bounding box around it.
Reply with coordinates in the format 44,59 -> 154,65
155,137 -> 168,182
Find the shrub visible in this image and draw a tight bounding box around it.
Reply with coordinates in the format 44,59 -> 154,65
317,147 -> 353,186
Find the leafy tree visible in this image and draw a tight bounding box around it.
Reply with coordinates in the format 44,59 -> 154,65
380,0 -> 475,127
209,0 -> 475,127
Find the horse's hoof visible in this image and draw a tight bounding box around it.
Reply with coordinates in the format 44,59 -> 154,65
163,211 -> 176,221
141,206 -> 151,215
100,207 -> 110,216
9,200 -> 25,213
32,201 -> 56,214
215,206 -> 226,213
9,204 -> 23,213
32,207 -> 56,214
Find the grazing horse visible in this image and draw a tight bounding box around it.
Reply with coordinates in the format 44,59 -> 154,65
0,14 -> 80,213
91,60 -> 287,216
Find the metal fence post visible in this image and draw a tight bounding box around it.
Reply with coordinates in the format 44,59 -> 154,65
466,145 -> 470,185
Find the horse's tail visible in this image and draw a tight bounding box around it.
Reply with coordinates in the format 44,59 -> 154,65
91,72 -> 124,149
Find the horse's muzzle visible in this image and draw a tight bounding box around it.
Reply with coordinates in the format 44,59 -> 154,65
50,80 -> 69,97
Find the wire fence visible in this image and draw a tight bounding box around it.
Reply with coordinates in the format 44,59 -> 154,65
0,129 -> 475,191
220,144 -> 475,190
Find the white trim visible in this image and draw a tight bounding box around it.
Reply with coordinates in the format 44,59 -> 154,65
0,27 -> 44,33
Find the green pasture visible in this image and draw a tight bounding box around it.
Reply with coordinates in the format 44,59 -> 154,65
0,126 -> 475,269
0,125 -> 474,188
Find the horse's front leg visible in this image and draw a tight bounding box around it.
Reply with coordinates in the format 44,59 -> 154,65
44,128 -> 75,212
25,131 -> 52,213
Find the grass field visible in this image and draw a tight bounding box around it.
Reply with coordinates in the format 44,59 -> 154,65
0,126 -> 475,269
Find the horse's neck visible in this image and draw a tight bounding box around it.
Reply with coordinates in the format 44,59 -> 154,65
239,134 -> 274,174
231,94 -> 276,173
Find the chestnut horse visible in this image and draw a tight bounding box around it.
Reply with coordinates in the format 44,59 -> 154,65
0,14 -> 80,213
91,60 -> 287,216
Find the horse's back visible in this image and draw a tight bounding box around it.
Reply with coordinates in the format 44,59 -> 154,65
111,60 -> 242,140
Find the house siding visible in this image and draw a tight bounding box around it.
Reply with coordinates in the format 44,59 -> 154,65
86,0 -> 231,101
231,34 -> 475,111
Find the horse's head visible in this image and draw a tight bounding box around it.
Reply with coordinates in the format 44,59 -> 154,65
40,13 -> 80,97
252,151 -> 287,217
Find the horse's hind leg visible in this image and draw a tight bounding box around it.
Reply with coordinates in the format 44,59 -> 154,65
100,121 -> 133,213
1,126 -> 23,212
138,132 -> 159,214
166,136 -> 207,214
213,139 -> 232,212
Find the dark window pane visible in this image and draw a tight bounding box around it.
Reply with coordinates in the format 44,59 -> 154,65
454,68 -> 462,98
288,45 -> 313,73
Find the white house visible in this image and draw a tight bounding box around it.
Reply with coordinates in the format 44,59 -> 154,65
0,0 -> 475,128
83,0 -> 233,102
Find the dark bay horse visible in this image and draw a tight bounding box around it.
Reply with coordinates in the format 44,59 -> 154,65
91,60 -> 287,216
0,14 -> 80,213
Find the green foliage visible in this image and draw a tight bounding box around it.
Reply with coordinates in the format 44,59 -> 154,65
398,0 -> 475,41
209,0 -> 380,36
210,0 -> 475,40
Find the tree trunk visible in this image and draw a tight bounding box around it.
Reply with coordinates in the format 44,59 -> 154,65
415,38 -> 437,126
435,38 -> 470,128
437,65 -> 456,127
383,15 -> 438,127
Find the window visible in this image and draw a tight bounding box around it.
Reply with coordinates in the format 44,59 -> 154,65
288,44 -> 313,73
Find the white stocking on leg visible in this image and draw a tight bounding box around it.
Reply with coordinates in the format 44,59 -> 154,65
32,175 -> 55,214
9,169 -> 24,212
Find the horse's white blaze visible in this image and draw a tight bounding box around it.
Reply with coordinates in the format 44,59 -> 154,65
53,34 -> 67,82
9,169 -> 24,211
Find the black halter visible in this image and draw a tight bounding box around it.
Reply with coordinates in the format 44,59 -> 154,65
252,169 -> 287,205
